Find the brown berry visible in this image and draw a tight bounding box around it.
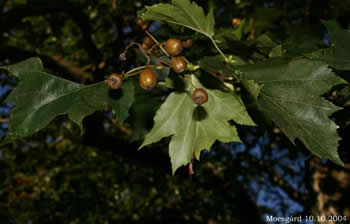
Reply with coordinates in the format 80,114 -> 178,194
141,43 -> 149,50
171,56 -> 187,73
136,18 -> 149,30
182,39 -> 193,48
142,36 -> 154,49
139,67 -> 157,90
232,18 -> 241,27
107,73 -> 123,89
192,88 -> 208,105
165,38 -> 183,56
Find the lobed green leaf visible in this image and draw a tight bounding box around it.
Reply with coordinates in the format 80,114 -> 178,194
239,59 -> 346,166
141,0 -> 215,38
1,58 -> 134,144
139,75 -> 255,174
201,55 -> 346,166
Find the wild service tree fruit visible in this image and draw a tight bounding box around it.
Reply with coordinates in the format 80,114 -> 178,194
139,67 -> 157,90
107,73 -> 123,89
165,38 -> 183,56
182,39 -> 193,48
136,18 -> 149,30
192,88 -> 208,105
142,36 -> 154,49
171,56 -> 187,73
232,18 -> 241,27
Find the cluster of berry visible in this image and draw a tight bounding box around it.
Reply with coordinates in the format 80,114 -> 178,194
107,19 -> 208,105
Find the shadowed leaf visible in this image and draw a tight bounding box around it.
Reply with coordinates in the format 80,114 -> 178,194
1,58 -> 134,144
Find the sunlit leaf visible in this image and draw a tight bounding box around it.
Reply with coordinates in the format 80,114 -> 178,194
139,75 -> 255,174
141,0 -> 215,38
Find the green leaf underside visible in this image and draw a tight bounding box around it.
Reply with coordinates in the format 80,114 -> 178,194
307,20 -> 350,70
1,58 -> 134,145
141,0 -> 215,38
239,59 -> 346,166
139,76 -> 255,174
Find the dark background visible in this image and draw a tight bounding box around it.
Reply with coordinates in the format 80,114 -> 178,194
0,0 -> 349,223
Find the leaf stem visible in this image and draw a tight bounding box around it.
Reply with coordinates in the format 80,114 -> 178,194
124,64 -> 163,78
209,37 -> 228,62
184,75 -> 196,89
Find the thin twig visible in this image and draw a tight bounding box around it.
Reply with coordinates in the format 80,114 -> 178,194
0,118 -> 9,123
145,30 -> 170,57
248,17 -> 255,40
124,64 -> 164,78
188,162 -> 194,176
148,43 -> 160,54
120,42 -> 151,65
50,56 -> 93,83
105,115 -> 132,136
208,71 -> 225,83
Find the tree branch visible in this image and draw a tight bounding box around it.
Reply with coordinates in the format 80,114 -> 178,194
0,46 -> 93,83
0,0 -> 102,63
0,118 -> 8,123
49,55 -> 93,83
